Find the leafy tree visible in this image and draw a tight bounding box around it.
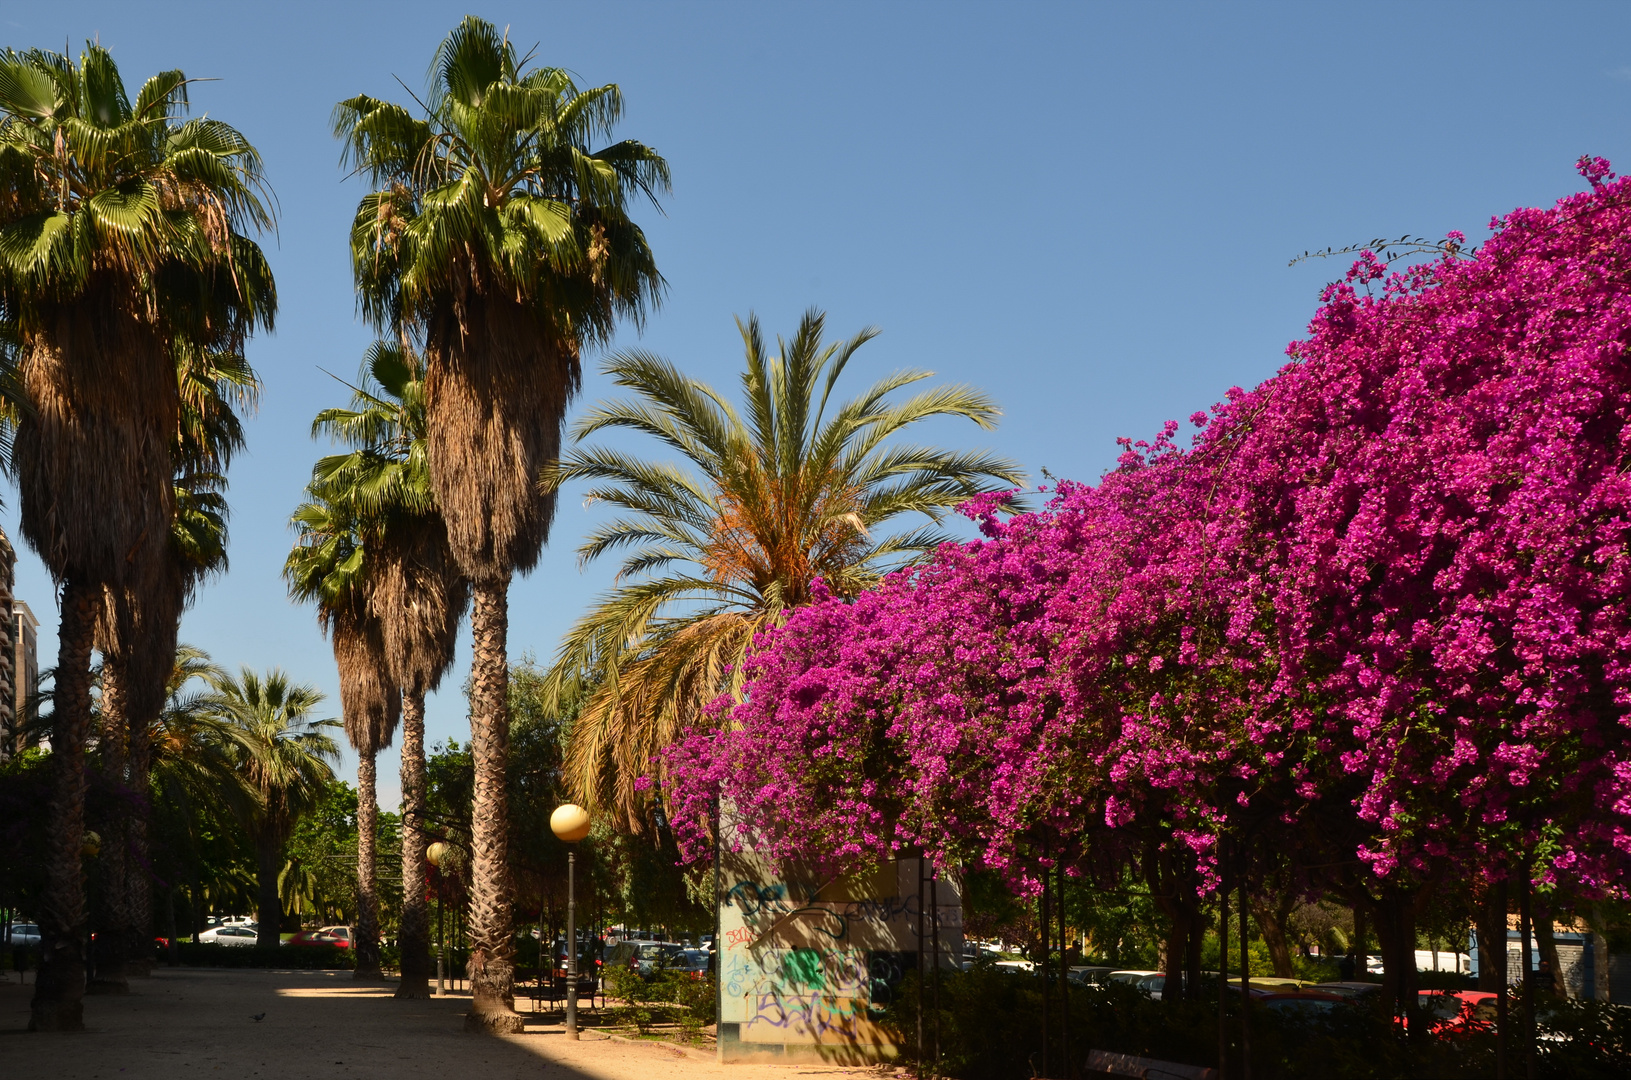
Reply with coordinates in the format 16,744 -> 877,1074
543,309 -> 1024,828
334,15 -> 668,1028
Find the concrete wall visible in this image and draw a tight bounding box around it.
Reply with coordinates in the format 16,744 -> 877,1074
715,848 -> 961,1064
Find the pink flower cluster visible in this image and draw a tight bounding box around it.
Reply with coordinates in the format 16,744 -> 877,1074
668,159 -> 1631,898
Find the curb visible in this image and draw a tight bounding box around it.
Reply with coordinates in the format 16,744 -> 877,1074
606,1033 -> 716,1061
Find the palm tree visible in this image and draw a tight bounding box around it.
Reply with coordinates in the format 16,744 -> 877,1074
0,44 -> 274,1030
543,310 -> 1025,827
285,489 -> 399,978
93,343 -> 256,988
207,668 -> 337,948
335,16 -> 667,1029
143,645 -> 242,955
309,343 -> 468,998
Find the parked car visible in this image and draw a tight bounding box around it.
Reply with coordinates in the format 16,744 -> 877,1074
1260,991 -> 1348,1018
1106,969 -> 1162,989
284,928 -> 344,947
993,960 -> 1036,974
316,926 -> 352,948
1415,990 -> 1499,1033
7,923 -> 40,948
1311,981 -> 1385,1001
1067,965 -> 1113,986
198,925 -> 259,947
605,940 -> 685,975
669,949 -> 711,979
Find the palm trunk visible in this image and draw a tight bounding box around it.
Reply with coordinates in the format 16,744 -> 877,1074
29,578 -> 99,1031
255,835 -> 282,949
125,705 -> 154,977
395,688 -> 432,998
355,749 -> 383,978
90,652 -> 132,994
465,577 -> 523,1032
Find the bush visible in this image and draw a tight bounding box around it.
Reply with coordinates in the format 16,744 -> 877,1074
878,968 -> 1629,1080
161,942 -> 353,970
603,964 -> 716,1038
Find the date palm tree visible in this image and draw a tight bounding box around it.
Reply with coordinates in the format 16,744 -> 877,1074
334,16 -> 666,1029
0,43 -> 274,1030
207,668 -> 337,949
543,310 -> 1025,827
309,342 -> 468,998
285,487 -> 399,978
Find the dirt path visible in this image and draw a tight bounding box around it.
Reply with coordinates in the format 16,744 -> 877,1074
0,969 -> 883,1080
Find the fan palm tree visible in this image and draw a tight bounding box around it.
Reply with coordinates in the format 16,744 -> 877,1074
93,343 -> 256,988
310,342 -> 468,998
143,644 -> 243,954
335,16 -> 666,1028
207,668 -> 337,948
0,43 -> 274,1030
543,310 -> 1026,827
285,488 -> 399,978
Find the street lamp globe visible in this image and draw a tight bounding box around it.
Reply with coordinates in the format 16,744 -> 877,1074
550,804 -> 591,843
426,841 -> 448,868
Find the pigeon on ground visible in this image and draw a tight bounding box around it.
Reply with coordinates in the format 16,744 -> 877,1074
250,1013 -> 266,1022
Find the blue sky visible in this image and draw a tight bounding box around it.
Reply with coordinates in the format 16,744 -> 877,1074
5,2 -> 1629,806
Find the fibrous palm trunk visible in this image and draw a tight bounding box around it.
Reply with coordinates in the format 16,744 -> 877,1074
394,689 -> 432,998
29,581 -> 100,1030
90,653 -> 132,994
355,749 -> 383,979
465,578 -> 522,1032
256,834 -> 282,950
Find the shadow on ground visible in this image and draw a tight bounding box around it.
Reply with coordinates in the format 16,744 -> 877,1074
0,968 -> 851,1080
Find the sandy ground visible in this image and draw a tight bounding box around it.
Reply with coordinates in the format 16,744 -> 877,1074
0,969 -> 883,1080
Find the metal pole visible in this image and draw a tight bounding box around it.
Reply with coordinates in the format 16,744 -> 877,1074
436,890 -> 445,995
1519,873 -> 1535,1080
1059,861 -> 1070,1080
1041,864 -> 1050,1080
1239,872 -> 1251,1080
567,849 -> 579,1039
931,868 -> 941,1080
1218,844 -> 1230,1080
916,858 -> 926,1078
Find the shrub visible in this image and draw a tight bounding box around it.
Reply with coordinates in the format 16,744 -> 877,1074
160,942 -> 353,970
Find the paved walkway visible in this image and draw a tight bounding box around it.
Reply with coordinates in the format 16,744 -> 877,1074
0,969 -> 880,1080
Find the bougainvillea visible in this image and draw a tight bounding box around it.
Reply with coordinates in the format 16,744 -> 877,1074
668,157 -> 1631,901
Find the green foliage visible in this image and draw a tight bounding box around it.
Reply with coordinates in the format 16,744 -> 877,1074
603,964 -> 715,1037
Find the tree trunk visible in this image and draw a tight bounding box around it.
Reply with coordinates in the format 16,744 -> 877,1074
1255,897 -> 1297,979
395,688 -> 432,999
89,652 -> 131,994
1533,899 -> 1565,997
1375,886 -> 1422,1037
465,578 -> 523,1033
256,837 -> 282,949
1477,882 -> 1508,993
125,699 -> 154,977
355,748 -> 382,979
28,578 -> 99,1031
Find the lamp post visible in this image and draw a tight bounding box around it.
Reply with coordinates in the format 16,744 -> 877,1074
427,842 -> 448,995
550,804 -> 591,1039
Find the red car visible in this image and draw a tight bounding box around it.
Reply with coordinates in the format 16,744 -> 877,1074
1416,989 -> 1498,1032
284,928 -> 347,948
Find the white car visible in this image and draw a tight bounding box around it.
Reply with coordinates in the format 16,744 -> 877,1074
7,923 -> 40,947
199,925 -> 260,947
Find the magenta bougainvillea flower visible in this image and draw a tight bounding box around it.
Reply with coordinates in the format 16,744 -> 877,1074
667,158 -> 1631,899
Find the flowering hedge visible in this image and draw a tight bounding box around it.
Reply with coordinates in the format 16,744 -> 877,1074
669,158 -> 1631,900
